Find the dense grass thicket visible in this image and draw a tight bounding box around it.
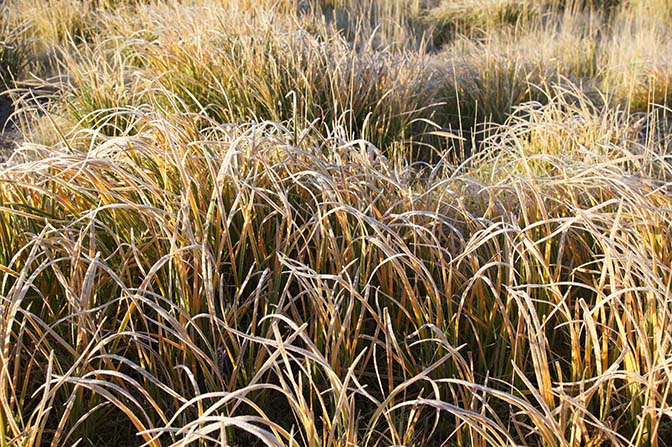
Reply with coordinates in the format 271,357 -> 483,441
1,0 -> 671,446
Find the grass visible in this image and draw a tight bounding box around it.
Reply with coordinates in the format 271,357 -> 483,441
0,0 -> 671,446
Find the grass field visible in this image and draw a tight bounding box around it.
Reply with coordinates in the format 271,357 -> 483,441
0,0 -> 671,446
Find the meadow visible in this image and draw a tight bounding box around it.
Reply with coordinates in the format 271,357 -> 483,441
0,0 -> 671,445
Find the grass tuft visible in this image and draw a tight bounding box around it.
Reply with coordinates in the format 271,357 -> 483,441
0,0 -> 671,446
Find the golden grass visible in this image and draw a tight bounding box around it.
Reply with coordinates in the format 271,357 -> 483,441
0,0 -> 671,446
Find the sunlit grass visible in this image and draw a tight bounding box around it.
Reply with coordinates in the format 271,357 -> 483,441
0,0 -> 671,446
2,92 -> 671,445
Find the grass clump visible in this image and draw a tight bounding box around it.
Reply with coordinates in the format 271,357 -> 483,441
0,6 -> 31,86
424,0 -> 539,47
0,0 -> 671,446
2,91 -> 672,445
601,13 -> 672,112
25,2 -> 444,154
56,37 -> 147,136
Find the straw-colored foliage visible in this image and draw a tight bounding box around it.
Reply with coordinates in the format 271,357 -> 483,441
0,0 -> 671,446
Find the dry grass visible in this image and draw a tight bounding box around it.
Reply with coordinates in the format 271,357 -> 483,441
0,0 -> 671,446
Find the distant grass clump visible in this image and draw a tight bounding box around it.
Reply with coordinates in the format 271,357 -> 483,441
424,0 -> 539,47
601,12 -> 672,112
8,0 -> 671,153
0,7 -> 30,85
10,2 -> 442,152
0,0 -> 672,446
137,5 -> 436,148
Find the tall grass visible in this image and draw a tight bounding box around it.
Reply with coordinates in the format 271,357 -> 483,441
7,0 -> 670,152
601,10 -> 672,112
0,0 -> 671,446
2,90 -> 672,445
0,4 -> 30,86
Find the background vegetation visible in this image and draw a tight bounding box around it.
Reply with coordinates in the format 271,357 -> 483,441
0,0 -> 671,446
